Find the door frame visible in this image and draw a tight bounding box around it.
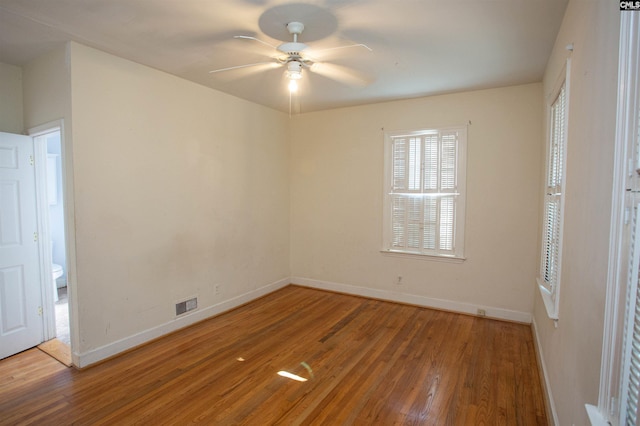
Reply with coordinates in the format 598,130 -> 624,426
28,119 -> 74,352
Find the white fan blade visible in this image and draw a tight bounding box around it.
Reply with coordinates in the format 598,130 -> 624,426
233,36 -> 278,50
209,61 -> 277,74
306,43 -> 372,62
209,62 -> 281,82
309,62 -> 373,87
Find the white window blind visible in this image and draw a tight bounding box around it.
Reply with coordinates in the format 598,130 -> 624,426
622,201 -> 640,425
383,127 -> 466,259
540,82 -> 567,305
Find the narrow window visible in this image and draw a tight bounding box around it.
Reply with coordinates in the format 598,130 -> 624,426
383,127 -> 467,259
538,78 -> 568,320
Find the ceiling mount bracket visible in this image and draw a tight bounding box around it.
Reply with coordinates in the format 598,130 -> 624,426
286,22 -> 305,37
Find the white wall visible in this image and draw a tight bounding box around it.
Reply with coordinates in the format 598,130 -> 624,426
22,43 -> 78,353
0,62 -> 23,133
532,1 -> 620,425
67,43 -> 290,363
290,83 -> 542,320
22,46 -> 70,131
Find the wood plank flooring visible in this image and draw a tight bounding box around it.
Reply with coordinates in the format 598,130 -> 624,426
37,338 -> 72,367
0,285 -> 547,425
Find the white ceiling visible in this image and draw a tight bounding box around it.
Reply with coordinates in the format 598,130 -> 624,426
0,0 -> 568,113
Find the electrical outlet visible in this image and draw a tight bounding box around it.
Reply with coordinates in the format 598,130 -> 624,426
396,276 -> 403,285
215,285 -> 220,295
477,309 -> 486,317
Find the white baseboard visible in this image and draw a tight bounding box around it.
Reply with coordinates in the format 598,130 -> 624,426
531,317 -> 559,426
291,277 -> 532,324
73,276 -> 533,368
74,277 -> 290,368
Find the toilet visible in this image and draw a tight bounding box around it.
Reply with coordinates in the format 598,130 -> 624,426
52,263 -> 63,281
50,240 -> 64,302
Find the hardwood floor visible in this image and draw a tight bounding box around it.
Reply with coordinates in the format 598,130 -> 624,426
0,285 -> 547,425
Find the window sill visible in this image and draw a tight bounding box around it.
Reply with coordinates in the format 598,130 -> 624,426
380,250 -> 466,263
536,278 -> 559,321
585,404 -> 609,426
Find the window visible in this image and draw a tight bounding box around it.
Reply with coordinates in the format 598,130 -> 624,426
538,74 -> 568,320
382,127 -> 467,259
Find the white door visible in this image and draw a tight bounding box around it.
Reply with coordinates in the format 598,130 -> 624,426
0,132 -> 43,359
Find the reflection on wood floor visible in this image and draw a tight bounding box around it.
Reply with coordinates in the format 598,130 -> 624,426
0,285 -> 547,425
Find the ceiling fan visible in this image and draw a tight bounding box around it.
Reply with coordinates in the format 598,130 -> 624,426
209,21 -> 373,94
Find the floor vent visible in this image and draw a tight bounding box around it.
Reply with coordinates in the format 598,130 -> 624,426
176,297 -> 197,316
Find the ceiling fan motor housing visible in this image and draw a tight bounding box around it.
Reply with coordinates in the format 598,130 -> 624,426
278,21 -> 308,55
278,42 -> 307,55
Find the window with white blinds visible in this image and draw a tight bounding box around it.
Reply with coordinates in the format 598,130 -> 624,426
538,81 -> 567,316
383,127 -> 467,259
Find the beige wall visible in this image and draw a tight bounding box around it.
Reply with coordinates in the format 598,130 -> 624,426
22,43 -> 78,354
290,83 -> 542,317
0,62 -> 23,133
22,46 -> 70,131
65,43 -> 290,357
532,1 -> 619,425
20,42 -> 291,365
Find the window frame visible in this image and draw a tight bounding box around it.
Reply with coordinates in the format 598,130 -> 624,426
382,126 -> 467,260
537,61 -> 570,321
588,11 -> 640,426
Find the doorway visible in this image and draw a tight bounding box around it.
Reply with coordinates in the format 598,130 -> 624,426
31,123 -> 71,364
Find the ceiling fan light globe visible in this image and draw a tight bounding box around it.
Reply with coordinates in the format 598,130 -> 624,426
286,61 -> 303,80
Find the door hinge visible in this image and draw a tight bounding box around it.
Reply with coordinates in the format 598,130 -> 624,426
38,306 -> 43,316
29,155 -> 34,165
33,232 -> 38,242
